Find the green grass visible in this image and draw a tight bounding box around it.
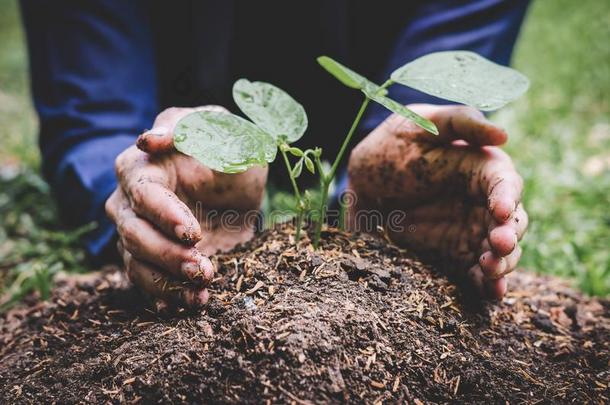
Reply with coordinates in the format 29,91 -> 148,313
0,1 -> 37,166
496,0 -> 610,295
0,0 -> 608,304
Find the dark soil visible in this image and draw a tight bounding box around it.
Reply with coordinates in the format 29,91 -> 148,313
1,225 -> 608,404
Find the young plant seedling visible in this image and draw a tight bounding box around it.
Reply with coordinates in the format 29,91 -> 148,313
173,50 -> 529,249
174,79 -> 314,241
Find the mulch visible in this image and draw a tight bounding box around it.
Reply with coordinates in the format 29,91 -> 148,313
1,225 -> 608,404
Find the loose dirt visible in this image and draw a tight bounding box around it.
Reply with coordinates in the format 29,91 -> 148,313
1,225 -> 608,404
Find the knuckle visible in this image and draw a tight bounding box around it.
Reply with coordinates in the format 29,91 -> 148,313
162,247 -> 189,270
464,105 -> 484,119
198,105 -> 229,114
114,147 -> 141,179
104,192 -> 116,220
118,217 -> 140,248
157,107 -> 186,123
116,240 -> 124,256
455,105 -> 472,114
129,182 -> 147,206
163,106 -> 182,115
114,156 -> 125,177
114,149 -> 131,174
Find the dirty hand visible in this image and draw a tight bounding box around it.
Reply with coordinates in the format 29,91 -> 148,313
106,107 -> 267,308
347,104 -> 527,299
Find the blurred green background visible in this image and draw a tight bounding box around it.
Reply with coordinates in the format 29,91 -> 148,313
0,0 -> 608,306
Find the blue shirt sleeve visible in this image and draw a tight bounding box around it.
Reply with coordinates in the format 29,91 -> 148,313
360,0 -> 530,134
20,0 -> 158,263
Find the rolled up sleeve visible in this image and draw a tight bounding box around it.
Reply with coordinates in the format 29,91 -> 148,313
20,0 -> 158,263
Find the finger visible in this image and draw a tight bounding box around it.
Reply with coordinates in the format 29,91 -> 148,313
487,172 -> 523,223
407,104 -> 508,146
483,276 -> 508,300
105,188 -> 128,225
488,223 -> 518,256
469,154 -> 523,222
120,244 -> 209,308
484,201 -> 527,255
466,264 -> 485,296
118,212 -> 214,285
137,105 -> 229,154
479,251 -> 506,278
511,203 -> 528,241
154,299 -> 170,314
122,175 -> 202,244
503,245 -> 523,275
479,246 -> 522,279
486,201 -> 527,243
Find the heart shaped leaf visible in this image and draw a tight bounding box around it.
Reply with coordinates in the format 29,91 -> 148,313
233,79 -> 308,143
391,51 -> 529,111
317,56 -> 381,94
363,89 -> 438,135
174,110 -> 277,173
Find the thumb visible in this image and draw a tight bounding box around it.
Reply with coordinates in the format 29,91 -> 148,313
136,105 -> 229,155
404,104 -> 508,146
136,125 -> 174,154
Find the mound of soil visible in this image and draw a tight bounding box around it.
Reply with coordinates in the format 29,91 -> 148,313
1,225 -> 608,404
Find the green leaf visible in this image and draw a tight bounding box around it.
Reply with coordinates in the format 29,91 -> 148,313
174,111 -> 277,173
317,56 -> 381,94
304,156 -> 315,174
317,56 -> 364,89
291,158 -> 303,178
391,51 -> 529,111
233,79 -> 308,143
363,89 -> 439,135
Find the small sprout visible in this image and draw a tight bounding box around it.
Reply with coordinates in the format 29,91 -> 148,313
173,51 -> 529,249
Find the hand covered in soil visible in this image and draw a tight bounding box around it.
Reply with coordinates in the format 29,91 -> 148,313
347,104 -> 527,299
106,107 -> 267,308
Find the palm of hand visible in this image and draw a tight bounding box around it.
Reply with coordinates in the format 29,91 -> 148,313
165,153 -> 267,255
348,106 -> 527,298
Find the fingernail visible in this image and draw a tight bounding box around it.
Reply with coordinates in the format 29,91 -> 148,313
196,289 -> 209,305
175,224 -> 196,245
155,299 -> 169,313
186,289 -> 209,307
145,126 -> 168,136
199,256 -> 215,281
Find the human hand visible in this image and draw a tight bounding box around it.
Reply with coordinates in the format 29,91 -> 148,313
347,104 -> 527,299
106,107 -> 267,308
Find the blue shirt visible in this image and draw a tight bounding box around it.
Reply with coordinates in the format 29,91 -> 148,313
20,0 -> 529,264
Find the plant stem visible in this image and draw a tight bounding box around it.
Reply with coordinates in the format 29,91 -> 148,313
313,175 -> 329,249
326,98 -> 370,182
312,97 -> 371,248
280,146 -> 303,242
280,146 -> 301,200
